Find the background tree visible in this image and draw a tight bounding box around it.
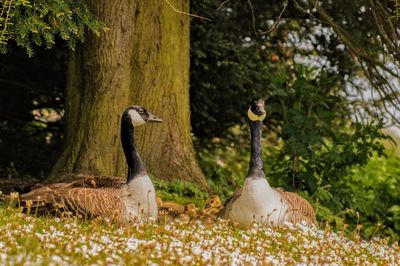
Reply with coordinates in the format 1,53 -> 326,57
49,0 -> 207,188
0,0 -> 208,188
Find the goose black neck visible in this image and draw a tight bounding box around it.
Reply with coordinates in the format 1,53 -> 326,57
247,120 -> 265,178
121,120 -> 147,182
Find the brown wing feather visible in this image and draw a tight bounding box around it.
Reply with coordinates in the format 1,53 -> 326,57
274,188 -> 316,225
218,188 -> 242,219
55,187 -> 127,221
11,176 -> 128,222
18,186 -> 127,221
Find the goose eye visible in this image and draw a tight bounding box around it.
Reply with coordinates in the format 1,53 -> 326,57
138,110 -> 144,115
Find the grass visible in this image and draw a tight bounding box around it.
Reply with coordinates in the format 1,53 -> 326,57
0,205 -> 399,265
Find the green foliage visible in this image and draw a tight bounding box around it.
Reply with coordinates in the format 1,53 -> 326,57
191,0 -> 399,140
153,178 -> 208,207
0,0 -> 106,56
328,150 -> 400,241
197,130 -> 249,201
265,66 -> 390,192
190,0 -> 272,140
190,0 -> 350,140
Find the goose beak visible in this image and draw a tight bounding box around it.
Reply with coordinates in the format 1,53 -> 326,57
147,113 -> 163,123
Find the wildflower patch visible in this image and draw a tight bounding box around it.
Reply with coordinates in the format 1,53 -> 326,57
0,207 -> 398,265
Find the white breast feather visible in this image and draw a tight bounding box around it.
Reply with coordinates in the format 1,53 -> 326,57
123,175 -> 158,223
229,178 -> 288,226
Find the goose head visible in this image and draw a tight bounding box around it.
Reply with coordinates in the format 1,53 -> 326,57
123,105 -> 162,127
247,99 -> 266,122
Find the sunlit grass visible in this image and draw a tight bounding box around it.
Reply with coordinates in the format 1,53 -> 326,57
0,205 -> 399,265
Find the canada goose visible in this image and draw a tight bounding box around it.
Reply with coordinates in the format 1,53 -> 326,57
6,106 -> 162,224
219,99 -> 316,227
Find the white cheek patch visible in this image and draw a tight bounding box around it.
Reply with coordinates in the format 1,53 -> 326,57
128,110 -> 146,127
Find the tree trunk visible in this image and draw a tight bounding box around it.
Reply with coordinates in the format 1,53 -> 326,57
49,0 -> 208,189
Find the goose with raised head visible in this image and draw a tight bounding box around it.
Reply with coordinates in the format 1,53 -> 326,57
7,106 -> 162,224
219,99 -> 316,227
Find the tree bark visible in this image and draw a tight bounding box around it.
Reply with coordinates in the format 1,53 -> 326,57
49,0 -> 208,189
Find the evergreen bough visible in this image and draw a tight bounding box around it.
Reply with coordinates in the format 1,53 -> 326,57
0,0 -> 106,56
